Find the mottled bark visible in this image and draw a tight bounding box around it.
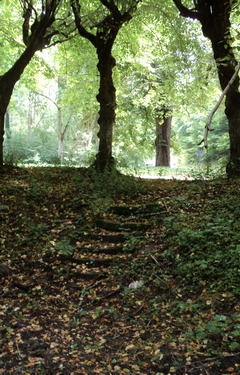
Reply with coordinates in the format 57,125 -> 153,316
155,115 -> 172,167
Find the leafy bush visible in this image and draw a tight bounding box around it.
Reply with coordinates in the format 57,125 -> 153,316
162,194 -> 240,293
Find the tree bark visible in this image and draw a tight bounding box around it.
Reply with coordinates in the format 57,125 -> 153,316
58,107 -> 64,164
173,0 -> 240,176
4,110 -> 12,161
70,0 -> 138,171
207,2 -> 240,176
57,107 -> 71,165
93,32 -> 117,170
155,114 -> 172,167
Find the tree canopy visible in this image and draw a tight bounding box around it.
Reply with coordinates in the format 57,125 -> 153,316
0,0 -> 239,173
0,0 -> 75,165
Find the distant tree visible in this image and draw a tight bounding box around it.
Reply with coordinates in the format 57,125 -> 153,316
113,1 -> 214,168
70,0 -> 140,170
0,0 -> 74,166
155,110 -> 172,167
172,0 -> 240,176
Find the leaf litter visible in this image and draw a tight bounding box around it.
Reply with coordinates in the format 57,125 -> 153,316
0,166 -> 240,374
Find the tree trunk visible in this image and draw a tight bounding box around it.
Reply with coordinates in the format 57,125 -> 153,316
173,0 -> 240,176
4,110 -> 12,161
155,114 -> 172,167
0,76 -> 15,166
5,110 -> 11,140
207,3 -> 240,176
70,1 -> 137,170
225,91 -> 240,176
93,36 -> 117,171
57,106 -> 63,164
0,114 -> 4,166
28,92 -> 34,143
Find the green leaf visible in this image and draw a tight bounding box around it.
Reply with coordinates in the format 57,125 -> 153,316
229,342 -> 239,349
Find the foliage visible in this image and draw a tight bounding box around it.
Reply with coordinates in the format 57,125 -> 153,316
1,0 -> 227,170
175,104 -> 230,167
162,197 -> 240,292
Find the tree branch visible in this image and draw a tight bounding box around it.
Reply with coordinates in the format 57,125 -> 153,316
198,63 -> 240,148
172,0 -> 201,20
70,0 -> 97,47
100,0 -> 120,16
21,0 -> 75,49
22,0 -> 33,45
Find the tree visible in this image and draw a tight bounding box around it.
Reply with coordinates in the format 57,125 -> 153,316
4,36 -> 100,166
0,0 -> 74,166
172,0 -> 240,176
113,1 -> 214,168
70,0 -> 140,170
155,110 -> 172,167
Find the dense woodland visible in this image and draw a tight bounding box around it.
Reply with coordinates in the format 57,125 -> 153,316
1,1 -> 240,374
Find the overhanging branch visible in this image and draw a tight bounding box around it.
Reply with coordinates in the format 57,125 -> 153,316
198,63 -> 240,148
172,0 -> 200,20
70,0 -> 97,47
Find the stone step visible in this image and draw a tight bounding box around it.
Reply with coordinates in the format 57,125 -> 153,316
95,219 -> 150,232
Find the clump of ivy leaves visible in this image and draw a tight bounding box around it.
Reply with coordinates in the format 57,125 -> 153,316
0,167 -> 240,375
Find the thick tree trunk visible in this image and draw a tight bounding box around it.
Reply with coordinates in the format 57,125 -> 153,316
225,91 -> 240,176
93,38 -> 117,171
0,115 -> 4,166
207,2 -> 240,176
155,115 -> 172,167
173,0 -> 240,176
210,33 -> 240,176
70,1 -> 136,171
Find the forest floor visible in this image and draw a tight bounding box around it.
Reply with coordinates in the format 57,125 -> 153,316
0,166 -> 240,375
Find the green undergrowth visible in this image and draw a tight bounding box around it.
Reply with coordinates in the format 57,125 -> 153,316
109,177 -> 240,370
161,188 -> 240,294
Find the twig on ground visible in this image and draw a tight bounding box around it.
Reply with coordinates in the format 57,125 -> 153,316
132,302 -> 145,316
13,278 -> 32,291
